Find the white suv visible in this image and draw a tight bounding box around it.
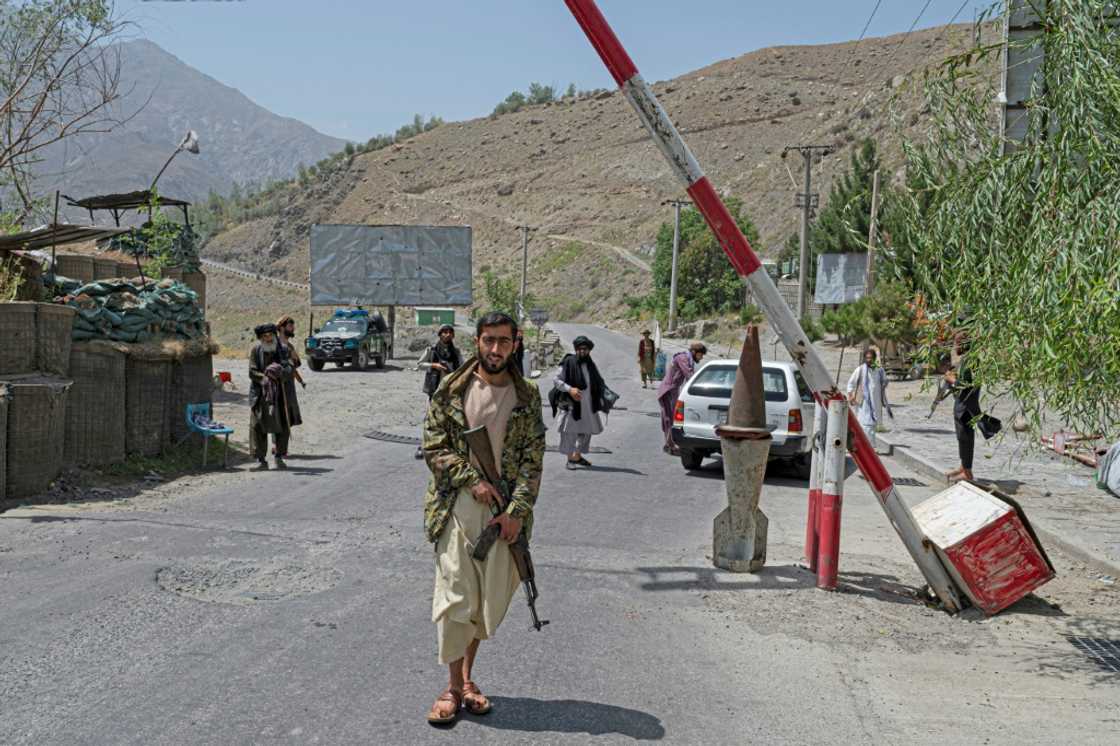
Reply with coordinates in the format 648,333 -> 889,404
670,359 -> 816,475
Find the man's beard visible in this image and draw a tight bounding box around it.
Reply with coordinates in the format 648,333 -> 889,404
479,354 -> 508,374
260,340 -> 278,353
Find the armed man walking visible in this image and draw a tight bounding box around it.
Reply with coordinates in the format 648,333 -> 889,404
248,323 -> 292,471
415,324 -> 462,459
551,335 -> 609,470
422,311 -> 546,725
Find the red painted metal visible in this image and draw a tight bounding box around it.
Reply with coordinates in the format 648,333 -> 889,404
805,488 -> 821,573
913,485 -> 1055,614
686,177 -> 762,276
564,0 -> 638,86
847,412 -> 893,495
817,491 -> 842,590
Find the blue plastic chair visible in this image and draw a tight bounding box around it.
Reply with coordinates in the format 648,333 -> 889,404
185,402 -> 234,468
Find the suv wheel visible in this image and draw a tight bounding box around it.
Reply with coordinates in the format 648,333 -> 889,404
308,358 -> 324,372
680,448 -> 704,471
356,348 -> 369,370
373,352 -> 385,369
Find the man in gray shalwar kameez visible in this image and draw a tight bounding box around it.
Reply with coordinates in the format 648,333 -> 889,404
551,336 -> 608,470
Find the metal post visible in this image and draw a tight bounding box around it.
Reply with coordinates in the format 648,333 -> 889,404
866,169 -> 880,296
804,402 -> 827,571
519,225 -> 529,323
817,398 -> 848,590
797,152 -> 812,320
564,0 -> 963,612
664,199 -> 687,333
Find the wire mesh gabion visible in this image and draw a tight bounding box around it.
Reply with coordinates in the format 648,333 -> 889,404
0,384 -> 8,502
36,304 -> 75,377
170,353 -> 213,443
0,302 -> 37,377
65,343 -> 127,466
125,357 -> 171,457
55,254 -> 95,284
4,377 -> 70,500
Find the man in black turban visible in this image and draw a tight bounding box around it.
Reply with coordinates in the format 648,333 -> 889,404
550,336 -> 608,470
248,323 -> 293,470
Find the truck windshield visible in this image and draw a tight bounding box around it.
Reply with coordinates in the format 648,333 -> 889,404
321,319 -> 364,334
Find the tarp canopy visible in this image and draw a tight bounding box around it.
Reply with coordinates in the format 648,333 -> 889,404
65,190 -> 191,211
309,224 -> 473,306
0,224 -> 130,253
814,253 -> 869,305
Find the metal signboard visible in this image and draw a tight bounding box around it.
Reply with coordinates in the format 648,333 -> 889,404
813,253 -> 868,305
528,308 -> 550,326
309,224 -> 472,306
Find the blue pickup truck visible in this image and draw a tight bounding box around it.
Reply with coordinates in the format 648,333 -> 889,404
305,308 -> 390,371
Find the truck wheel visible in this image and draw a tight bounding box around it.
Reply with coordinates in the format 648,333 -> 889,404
373,353 -> 385,369
308,358 -> 324,372
334,361 -> 346,368
680,449 -> 704,471
792,453 -> 812,481
356,348 -> 369,370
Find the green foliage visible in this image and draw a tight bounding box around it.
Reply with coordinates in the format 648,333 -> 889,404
565,83 -> 577,99
479,270 -> 533,319
491,81 -> 601,116
648,196 -> 759,320
0,255 -> 25,301
739,303 -> 764,326
800,314 -> 824,343
895,0 -> 1120,436
822,282 -> 916,348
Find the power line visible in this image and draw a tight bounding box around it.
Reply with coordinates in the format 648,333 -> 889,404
881,0 -> 936,69
836,0 -> 885,84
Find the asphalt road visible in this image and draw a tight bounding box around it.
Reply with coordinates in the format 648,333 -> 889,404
2,324 -> 1117,744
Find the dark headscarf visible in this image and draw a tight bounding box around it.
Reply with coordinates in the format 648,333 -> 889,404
255,323 -> 277,338
551,351 -> 606,420
572,335 -> 595,351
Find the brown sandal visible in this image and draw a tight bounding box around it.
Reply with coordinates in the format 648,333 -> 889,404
462,681 -> 492,716
427,688 -> 462,725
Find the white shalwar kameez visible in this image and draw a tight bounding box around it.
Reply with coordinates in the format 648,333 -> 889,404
846,362 -> 889,448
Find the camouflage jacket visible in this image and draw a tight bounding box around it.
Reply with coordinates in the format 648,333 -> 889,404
422,357 -> 546,544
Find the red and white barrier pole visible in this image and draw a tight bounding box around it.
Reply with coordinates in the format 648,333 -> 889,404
563,0 -> 962,612
805,402 -> 826,572
817,399 -> 848,590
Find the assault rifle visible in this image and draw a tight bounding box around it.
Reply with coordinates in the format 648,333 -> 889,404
463,425 -> 549,631
927,376 -> 954,419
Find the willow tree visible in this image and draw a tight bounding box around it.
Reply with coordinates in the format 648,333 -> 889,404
894,0 -> 1120,437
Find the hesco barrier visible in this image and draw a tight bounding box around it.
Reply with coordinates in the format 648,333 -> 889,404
170,353 -> 213,443
65,343 -> 127,466
4,376 -> 70,499
0,384 -> 8,502
36,304 -> 75,377
0,302 -> 37,376
55,254 -> 95,284
93,257 -> 120,281
125,357 -> 171,457
116,261 -> 136,279
182,271 -> 206,314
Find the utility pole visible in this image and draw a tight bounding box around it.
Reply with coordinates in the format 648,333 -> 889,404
865,169 -> 880,296
662,198 -> 690,333
782,145 -> 833,320
517,225 -> 535,322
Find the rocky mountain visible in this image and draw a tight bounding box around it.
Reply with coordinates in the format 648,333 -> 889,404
39,39 -> 346,210
203,23 -> 991,323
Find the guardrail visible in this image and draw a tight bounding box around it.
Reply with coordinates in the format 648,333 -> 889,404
199,258 -> 310,291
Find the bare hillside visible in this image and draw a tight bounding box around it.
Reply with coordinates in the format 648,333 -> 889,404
204,24 -> 989,322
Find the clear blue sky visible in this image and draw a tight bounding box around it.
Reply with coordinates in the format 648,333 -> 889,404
119,0 -> 993,141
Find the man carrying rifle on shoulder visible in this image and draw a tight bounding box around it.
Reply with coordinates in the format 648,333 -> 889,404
421,311 -> 547,726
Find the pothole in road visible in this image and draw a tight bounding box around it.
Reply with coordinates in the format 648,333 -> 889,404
157,560 -> 342,605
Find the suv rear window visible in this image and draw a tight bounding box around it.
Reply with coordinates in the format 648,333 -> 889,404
688,365 -> 792,402
794,371 -> 814,403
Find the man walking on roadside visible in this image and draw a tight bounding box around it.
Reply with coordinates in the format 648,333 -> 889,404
248,323 -> 292,471
551,336 -> 608,470
422,311 -> 546,725
638,329 -> 657,388
415,324 -> 462,459
846,347 -> 890,451
657,342 -> 706,454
